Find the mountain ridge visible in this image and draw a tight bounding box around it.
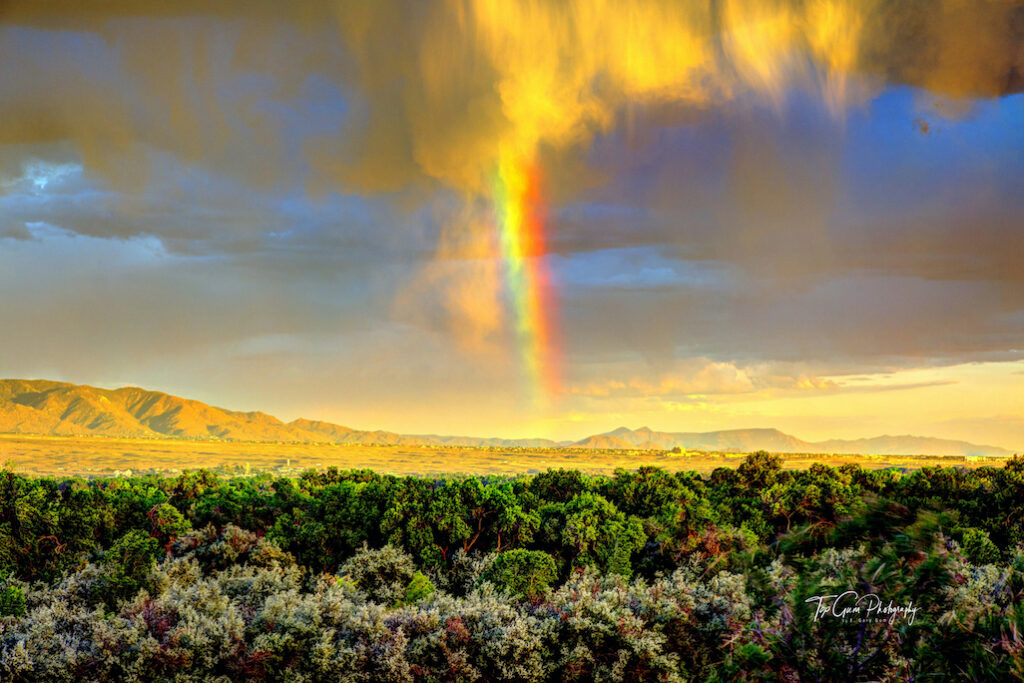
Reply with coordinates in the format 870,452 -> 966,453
0,379 -> 1014,457
577,426 -> 1014,457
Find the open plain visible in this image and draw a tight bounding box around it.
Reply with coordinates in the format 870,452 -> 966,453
0,432 -> 1007,479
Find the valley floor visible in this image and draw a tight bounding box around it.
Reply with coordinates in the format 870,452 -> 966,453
0,432 -> 1007,478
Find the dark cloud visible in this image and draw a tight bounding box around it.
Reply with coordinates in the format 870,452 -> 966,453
561,266 -> 1023,372
0,146 -> 438,263
860,0 -> 1024,98
0,222 -> 34,241
0,230 -> 399,380
1,0 -> 1022,197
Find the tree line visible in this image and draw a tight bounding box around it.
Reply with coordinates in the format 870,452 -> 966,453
1,452 -> 1023,680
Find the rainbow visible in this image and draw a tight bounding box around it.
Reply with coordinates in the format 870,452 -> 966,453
493,154 -> 561,405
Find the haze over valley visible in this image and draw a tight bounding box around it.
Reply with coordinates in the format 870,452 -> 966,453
0,380 -> 1012,460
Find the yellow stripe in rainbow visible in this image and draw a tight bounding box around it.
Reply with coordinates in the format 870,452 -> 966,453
494,154 -> 561,404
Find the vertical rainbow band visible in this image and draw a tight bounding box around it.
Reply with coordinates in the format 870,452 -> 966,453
494,154 -> 561,404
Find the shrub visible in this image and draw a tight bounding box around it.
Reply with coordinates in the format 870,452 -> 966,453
961,527 -> 1000,564
403,570 -> 436,604
339,544 -> 417,605
172,523 -> 296,571
0,583 -> 25,618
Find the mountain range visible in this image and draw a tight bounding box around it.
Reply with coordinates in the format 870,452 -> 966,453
571,426 -> 1014,457
0,379 -> 1014,457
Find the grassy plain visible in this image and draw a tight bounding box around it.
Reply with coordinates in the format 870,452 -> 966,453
0,432 -> 1007,479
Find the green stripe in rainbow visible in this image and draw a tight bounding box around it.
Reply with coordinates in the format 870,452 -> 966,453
493,154 -> 561,404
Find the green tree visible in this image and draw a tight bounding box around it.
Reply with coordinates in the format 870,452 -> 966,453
0,570 -> 25,618
563,493 -> 645,576
737,451 -> 783,490
961,527 -> 1000,564
102,529 -> 159,606
482,549 -> 558,600
148,502 -> 191,546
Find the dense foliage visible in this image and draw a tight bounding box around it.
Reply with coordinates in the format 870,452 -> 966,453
2,452 -> 1024,680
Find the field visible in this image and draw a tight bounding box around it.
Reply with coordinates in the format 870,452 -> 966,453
0,432 -> 1006,478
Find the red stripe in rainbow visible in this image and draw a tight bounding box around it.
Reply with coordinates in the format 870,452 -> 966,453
494,155 -> 561,404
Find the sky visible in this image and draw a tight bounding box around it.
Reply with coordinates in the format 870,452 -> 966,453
0,0 -> 1021,449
